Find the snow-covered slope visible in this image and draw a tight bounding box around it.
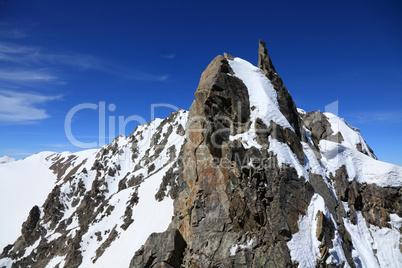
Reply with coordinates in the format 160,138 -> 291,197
0,152 -> 57,249
229,57 -> 293,131
228,57 -> 402,188
0,109 -> 187,268
0,156 -> 15,164
227,55 -> 402,267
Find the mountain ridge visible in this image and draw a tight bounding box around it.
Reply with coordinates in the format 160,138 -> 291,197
0,41 -> 401,268
0,156 -> 16,165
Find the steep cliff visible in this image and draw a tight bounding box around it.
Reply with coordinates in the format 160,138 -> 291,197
131,42 -> 402,268
0,41 -> 401,268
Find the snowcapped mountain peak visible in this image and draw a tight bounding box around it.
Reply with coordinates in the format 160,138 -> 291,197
0,156 -> 16,164
0,42 -> 401,268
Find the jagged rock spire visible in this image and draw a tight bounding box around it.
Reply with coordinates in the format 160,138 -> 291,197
258,40 -> 276,73
258,40 -> 304,140
2,41 -> 401,268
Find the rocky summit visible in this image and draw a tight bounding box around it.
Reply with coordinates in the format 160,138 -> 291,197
0,41 -> 401,268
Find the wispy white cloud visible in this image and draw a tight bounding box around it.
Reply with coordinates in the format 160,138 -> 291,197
43,54 -> 102,70
161,53 -> 176,59
104,65 -> 169,81
121,72 -> 169,81
0,90 -> 61,123
0,41 -> 169,81
0,69 -> 57,82
348,111 -> 402,123
12,152 -> 33,156
41,143 -> 71,148
0,42 -> 36,54
0,43 -> 38,64
0,42 -> 101,70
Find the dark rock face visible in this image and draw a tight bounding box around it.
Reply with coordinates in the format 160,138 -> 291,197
0,205 -> 46,267
332,165 -> 402,228
21,206 -> 41,244
131,48 -> 317,267
129,41 -> 401,267
324,164 -> 402,267
42,185 -> 65,230
303,111 -> 344,147
316,211 -> 335,256
310,174 -> 338,222
194,55 -> 250,137
130,229 -> 186,268
303,111 -> 334,144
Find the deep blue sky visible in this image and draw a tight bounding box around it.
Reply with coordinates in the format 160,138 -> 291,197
0,0 -> 401,165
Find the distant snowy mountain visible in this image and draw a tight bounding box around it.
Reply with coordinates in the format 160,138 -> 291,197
0,156 -> 15,164
0,41 -> 401,268
0,152 -> 59,248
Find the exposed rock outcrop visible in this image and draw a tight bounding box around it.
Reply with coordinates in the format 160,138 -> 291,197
130,229 -> 186,268
258,40 -> 304,141
134,46 -> 316,267
1,40 -> 401,268
130,41 -> 401,267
